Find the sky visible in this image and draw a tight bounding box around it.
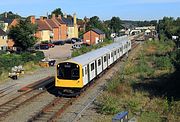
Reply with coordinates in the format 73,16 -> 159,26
0,0 -> 180,21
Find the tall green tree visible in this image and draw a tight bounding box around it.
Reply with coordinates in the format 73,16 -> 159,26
86,16 -> 111,39
8,19 -> 37,51
109,17 -> 122,33
51,8 -> 63,17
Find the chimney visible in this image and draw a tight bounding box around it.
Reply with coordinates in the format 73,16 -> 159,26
40,16 -> 44,21
73,13 -> 77,25
64,13 -> 67,18
52,14 -> 56,19
30,16 -> 35,24
4,12 -> 8,18
58,15 -> 61,19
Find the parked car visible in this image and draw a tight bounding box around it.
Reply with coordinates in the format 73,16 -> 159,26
52,40 -> 65,45
72,44 -> 82,49
39,44 -> 49,50
41,42 -> 55,48
65,39 -> 75,44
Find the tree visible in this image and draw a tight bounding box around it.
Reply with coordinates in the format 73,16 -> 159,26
109,17 -> 122,34
8,19 -> 38,51
51,8 -> 63,17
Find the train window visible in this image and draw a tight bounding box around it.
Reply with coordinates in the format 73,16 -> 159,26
85,67 -> 87,74
104,56 -> 107,62
120,47 -> 123,52
111,52 -> 113,57
91,63 -> 94,71
118,49 -> 119,53
114,51 -> 116,55
108,54 -> 110,59
82,69 -> 84,77
98,59 -> 101,66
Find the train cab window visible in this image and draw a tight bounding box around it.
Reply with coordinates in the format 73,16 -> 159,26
98,59 -> 101,66
104,56 -> 107,62
57,62 -> 80,80
91,63 -> 94,71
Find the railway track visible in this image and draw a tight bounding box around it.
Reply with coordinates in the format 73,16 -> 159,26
27,97 -> 75,122
26,41 -> 140,122
0,78 -> 54,118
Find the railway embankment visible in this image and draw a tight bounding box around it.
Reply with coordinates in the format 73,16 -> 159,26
95,40 -> 180,121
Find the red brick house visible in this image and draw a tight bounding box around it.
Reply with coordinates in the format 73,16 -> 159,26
51,14 -> 67,40
83,28 -> 105,45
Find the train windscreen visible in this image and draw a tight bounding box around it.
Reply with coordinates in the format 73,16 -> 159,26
57,62 -> 80,80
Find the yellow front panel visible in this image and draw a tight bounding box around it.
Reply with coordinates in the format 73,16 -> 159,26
55,63 -> 83,88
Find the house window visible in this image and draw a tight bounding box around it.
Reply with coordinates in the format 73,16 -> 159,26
98,59 -> 101,66
104,56 -> 107,62
91,63 -> 94,71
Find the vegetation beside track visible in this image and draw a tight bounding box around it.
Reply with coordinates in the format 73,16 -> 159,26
96,40 -> 180,122
0,51 -> 44,82
71,39 -> 113,57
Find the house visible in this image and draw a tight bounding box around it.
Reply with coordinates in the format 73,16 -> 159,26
30,15 -> 68,41
0,29 -> 8,50
34,17 -> 52,41
51,14 -> 67,40
0,18 -> 18,32
61,13 -> 78,39
83,28 -> 105,45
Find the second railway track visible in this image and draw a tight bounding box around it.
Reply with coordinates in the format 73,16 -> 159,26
0,77 -> 54,118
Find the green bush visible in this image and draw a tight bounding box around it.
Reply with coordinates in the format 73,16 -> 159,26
0,51 -> 45,75
98,94 -> 119,114
154,56 -> 173,70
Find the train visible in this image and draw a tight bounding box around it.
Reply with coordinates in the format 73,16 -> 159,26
55,38 -> 132,96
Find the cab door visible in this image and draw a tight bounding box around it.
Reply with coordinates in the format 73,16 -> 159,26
83,66 -> 88,85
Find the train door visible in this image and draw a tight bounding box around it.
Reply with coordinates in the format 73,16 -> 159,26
114,50 -> 117,61
87,64 -> 90,82
110,52 -> 114,64
83,66 -> 88,85
117,48 -> 120,59
97,58 -> 102,75
101,56 -> 104,70
89,61 -> 96,81
103,55 -> 107,69
95,60 -> 97,76
107,53 -> 110,66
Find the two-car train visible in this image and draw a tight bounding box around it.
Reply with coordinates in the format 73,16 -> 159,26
55,39 -> 131,96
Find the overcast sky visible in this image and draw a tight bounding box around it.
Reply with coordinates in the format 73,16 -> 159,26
0,0 -> 180,20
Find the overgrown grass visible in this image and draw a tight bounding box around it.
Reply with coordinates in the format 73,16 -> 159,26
96,40 -> 180,121
72,39 -> 113,57
0,51 -> 44,82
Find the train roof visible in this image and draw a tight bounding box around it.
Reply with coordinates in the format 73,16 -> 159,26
69,47 -> 109,66
68,40 -> 129,66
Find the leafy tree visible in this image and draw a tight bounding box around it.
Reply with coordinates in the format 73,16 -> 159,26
86,16 -> 111,39
109,17 -> 122,33
51,8 -> 63,17
0,22 -> 5,30
8,19 -> 38,51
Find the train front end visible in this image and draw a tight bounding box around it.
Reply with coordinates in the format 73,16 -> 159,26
55,62 -> 83,96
